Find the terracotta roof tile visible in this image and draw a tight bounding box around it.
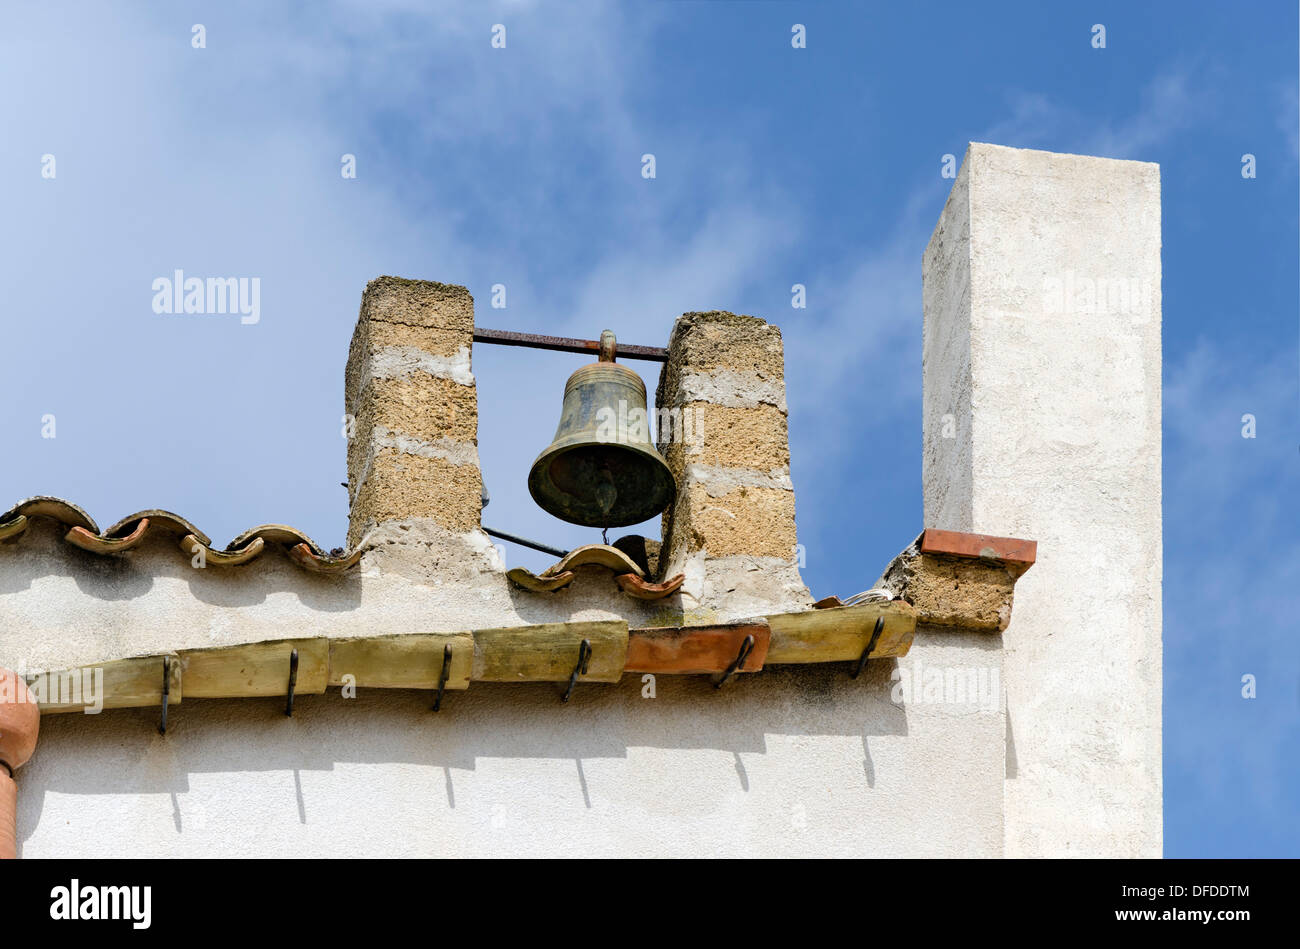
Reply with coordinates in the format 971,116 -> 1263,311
66,519 -> 152,554
507,543 -> 685,600
0,496 -> 361,575
918,528 -> 1037,569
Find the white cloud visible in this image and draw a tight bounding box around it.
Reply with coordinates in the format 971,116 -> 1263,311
0,0 -> 718,556
977,69 -> 1210,160
1162,338 -> 1299,828
1277,81 -> 1299,163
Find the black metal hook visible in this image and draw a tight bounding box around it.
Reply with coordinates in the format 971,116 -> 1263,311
285,648 -> 299,716
715,634 -> 756,689
158,657 -> 170,736
561,639 -> 592,703
432,644 -> 453,712
851,617 -> 886,679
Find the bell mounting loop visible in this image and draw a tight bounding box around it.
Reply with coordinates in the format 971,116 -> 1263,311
598,329 -> 617,362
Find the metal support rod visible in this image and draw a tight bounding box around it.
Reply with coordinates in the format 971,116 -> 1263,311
561,639 -> 592,703
483,526 -> 568,559
850,617 -> 886,679
714,634 -> 756,689
158,657 -> 170,736
473,327 -> 668,363
432,644 -> 452,712
285,648 -> 299,717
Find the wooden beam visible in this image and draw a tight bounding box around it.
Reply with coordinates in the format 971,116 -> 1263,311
626,622 -> 770,674
179,638 -> 328,699
765,601 -> 916,663
37,653 -> 181,715
472,621 -> 628,683
329,632 -> 473,690
29,605 -> 922,716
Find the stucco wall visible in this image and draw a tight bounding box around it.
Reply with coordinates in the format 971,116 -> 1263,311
18,635 -> 1002,859
922,143 -> 1163,857
4,519 -> 1004,857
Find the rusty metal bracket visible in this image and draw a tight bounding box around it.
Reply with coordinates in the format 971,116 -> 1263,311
714,634 -> 756,689
561,639 -> 592,703
158,657 -> 171,736
432,644 -> 452,712
285,648 -> 299,716
850,617 -> 886,679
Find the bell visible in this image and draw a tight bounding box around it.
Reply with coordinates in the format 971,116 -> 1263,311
528,330 -> 676,528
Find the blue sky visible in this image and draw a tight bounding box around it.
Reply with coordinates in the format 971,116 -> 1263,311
1,1 -> 1296,856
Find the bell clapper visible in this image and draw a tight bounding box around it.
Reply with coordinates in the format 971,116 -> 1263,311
594,467 -> 617,515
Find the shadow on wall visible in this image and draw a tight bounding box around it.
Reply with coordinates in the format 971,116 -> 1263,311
0,520 -> 362,612
20,660 -> 909,844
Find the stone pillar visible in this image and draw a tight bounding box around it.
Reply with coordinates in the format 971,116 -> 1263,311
345,277 -> 486,553
923,143 -> 1162,856
655,311 -> 811,620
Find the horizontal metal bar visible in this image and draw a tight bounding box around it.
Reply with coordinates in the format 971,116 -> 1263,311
473,327 -> 668,362
483,526 -> 568,559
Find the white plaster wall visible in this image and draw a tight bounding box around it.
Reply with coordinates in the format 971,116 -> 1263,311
923,143 -> 1162,857
3,522 -> 1006,857
14,632 -> 1001,858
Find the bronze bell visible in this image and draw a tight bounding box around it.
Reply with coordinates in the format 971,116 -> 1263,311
528,330 -> 676,528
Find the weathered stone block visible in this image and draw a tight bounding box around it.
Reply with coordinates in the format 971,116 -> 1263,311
662,401 -> 789,475
344,278 -> 481,547
655,310 -> 806,619
359,276 -> 475,333
656,310 -> 786,388
668,483 -> 797,560
350,450 -> 482,536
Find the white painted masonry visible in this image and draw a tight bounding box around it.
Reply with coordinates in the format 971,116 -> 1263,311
922,143 -> 1162,857
19,630 -> 1004,858
2,142 -> 1162,858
